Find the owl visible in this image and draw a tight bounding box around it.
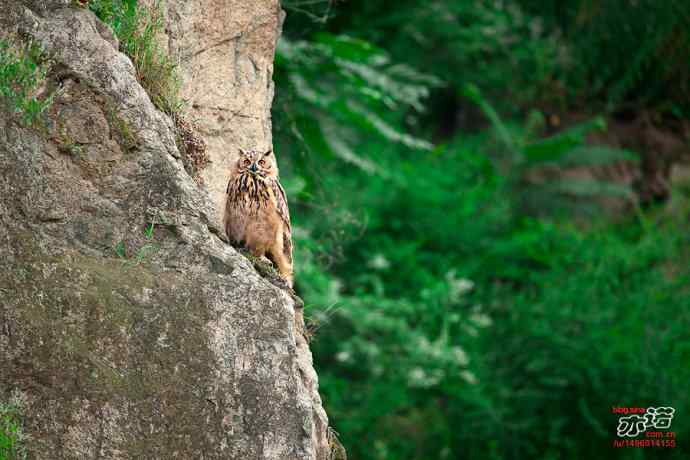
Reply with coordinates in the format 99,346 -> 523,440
224,148 -> 293,287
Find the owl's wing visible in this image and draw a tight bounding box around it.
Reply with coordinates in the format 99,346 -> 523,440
271,179 -> 293,263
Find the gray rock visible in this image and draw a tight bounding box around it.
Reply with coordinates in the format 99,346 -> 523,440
156,0 -> 286,220
0,1 -> 330,459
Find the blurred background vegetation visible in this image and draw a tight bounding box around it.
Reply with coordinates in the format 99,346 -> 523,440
273,1 -> 690,459
2,1 -> 687,458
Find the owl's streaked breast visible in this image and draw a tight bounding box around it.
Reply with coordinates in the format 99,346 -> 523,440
227,172 -> 272,211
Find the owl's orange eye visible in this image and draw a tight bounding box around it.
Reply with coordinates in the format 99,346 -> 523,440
243,159 -> 251,166
258,159 -> 267,167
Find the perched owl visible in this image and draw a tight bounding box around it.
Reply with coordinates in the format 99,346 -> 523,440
224,148 -> 293,287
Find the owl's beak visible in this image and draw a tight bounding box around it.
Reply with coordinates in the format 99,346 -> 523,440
249,163 -> 258,173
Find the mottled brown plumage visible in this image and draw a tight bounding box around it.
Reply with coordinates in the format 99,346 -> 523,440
224,148 -> 293,287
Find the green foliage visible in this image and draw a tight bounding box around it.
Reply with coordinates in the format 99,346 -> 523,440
0,36 -> 53,126
104,101 -> 138,152
114,240 -> 127,259
275,33 -> 439,175
463,84 -> 637,214
311,0 -> 567,109
274,1 -> 690,459
518,0 -> 690,111
55,126 -> 84,158
471,215 -> 690,459
113,222 -> 159,267
294,138 -> 690,459
309,0 -> 690,114
282,0 -> 335,23
0,392 -> 28,460
89,0 -> 182,115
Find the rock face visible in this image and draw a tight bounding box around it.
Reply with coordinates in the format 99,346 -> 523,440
158,0 -> 284,220
0,1 -> 330,459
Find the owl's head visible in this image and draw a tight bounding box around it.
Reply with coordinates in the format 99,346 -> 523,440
236,148 -> 277,178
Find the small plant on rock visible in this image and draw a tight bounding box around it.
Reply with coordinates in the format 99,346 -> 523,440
0,391 -> 29,460
89,0 -> 208,181
0,35 -> 54,126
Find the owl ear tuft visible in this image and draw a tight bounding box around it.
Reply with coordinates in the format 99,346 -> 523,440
239,148 -> 248,157
263,149 -> 272,157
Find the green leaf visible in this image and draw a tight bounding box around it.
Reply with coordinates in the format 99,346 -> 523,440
314,33 -> 387,64
554,146 -> 639,167
462,83 -> 517,155
523,117 -> 607,164
546,179 -> 635,199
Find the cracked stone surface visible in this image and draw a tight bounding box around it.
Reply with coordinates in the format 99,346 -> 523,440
0,1 -> 330,458
155,0 -> 285,221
